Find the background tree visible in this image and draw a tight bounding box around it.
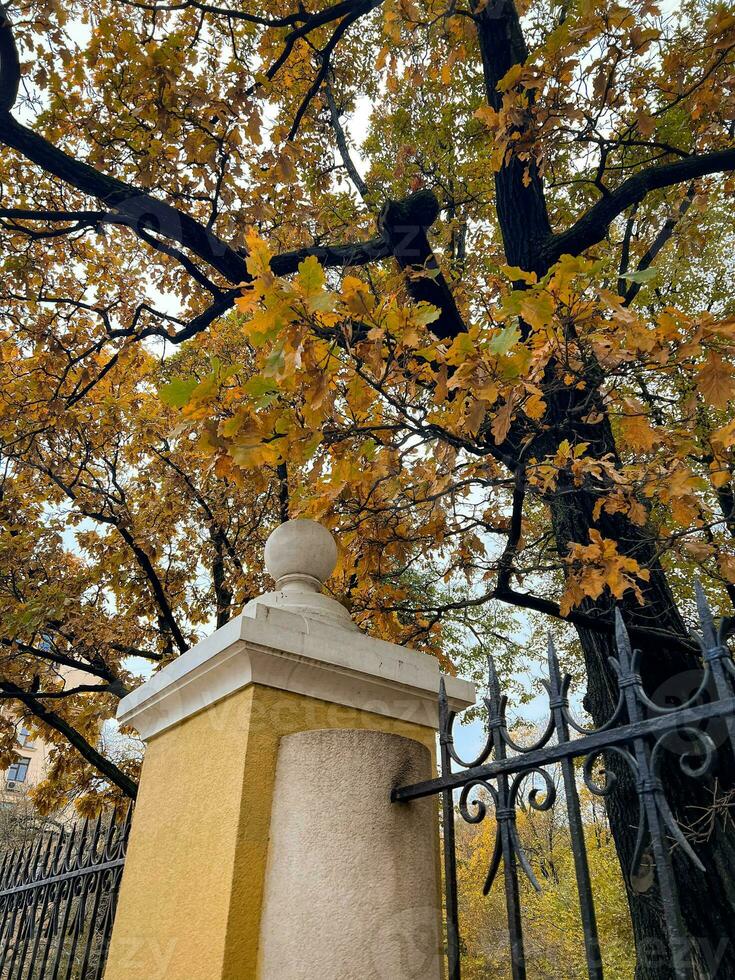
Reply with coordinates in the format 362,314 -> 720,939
457,779 -> 636,978
0,329 -> 281,810
1,0 -> 735,973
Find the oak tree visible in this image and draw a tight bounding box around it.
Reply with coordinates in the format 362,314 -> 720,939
1,0 -> 735,973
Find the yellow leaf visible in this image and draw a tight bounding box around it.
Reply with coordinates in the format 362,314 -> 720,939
497,63 -> 523,92
709,460 -> 731,489
718,552 -> 735,583
500,265 -> 537,285
711,418 -> 735,451
620,410 -> 659,452
474,105 -> 498,128
235,287 -> 259,313
244,232 -> 273,281
698,352 -> 735,408
524,388 -> 546,420
491,397 -> 515,445
519,292 -> 555,330
684,539 -> 714,561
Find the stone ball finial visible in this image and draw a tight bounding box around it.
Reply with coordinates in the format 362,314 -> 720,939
246,518 -> 356,630
265,519 -> 338,593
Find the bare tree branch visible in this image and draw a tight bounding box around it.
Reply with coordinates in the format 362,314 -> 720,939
325,80 -> 370,202
620,184 -> 696,306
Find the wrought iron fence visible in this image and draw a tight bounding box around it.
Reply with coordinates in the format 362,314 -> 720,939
393,583 -> 735,980
0,806 -> 131,979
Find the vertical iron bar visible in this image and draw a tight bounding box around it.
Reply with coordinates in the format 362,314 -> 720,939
547,637 -> 603,979
63,820 -> 94,980
439,679 -> 461,980
25,833 -> 61,977
49,823 -> 82,980
48,878 -> 73,980
80,817 -> 111,980
0,844 -> 18,966
79,869 -> 105,980
93,866 -> 124,980
12,835 -> 46,979
696,582 -> 735,756
91,812 -> 127,980
497,782 -> 526,980
0,840 -> 32,973
37,831 -> 68,980
487,658 -> 527,980
615,612 -> 693,980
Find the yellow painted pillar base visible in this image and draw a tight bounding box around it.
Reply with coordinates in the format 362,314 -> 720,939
106,685 -> 437,979
105,521 -> 474,980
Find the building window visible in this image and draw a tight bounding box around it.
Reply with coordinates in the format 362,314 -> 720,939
7,758 -> 31,783
18,728 -> 35,749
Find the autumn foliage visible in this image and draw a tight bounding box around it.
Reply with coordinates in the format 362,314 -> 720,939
1,0 -> 735,971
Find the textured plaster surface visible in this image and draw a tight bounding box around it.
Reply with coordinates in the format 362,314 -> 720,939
258,729 -> 442,980
105,686 -> 437,980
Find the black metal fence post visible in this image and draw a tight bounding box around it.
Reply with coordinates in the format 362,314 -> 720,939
486,659 -> 527,980
613,613 -> 695,980
546,636 -> 603,979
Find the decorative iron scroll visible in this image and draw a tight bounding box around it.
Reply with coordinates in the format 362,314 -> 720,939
392,583 -> 735,980
0,806 -> 132,980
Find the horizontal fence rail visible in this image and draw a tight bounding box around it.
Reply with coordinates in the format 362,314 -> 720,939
0,806 -> 132,980
393,583 -> 735,980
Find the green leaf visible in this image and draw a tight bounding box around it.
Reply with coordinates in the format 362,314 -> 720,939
303,433 -> 323,460
414,303 -> 441,326
620,267 -> 657,284
489,323 -> 521,356
243,376 -> 279,397
159,377 -> 198,408
297,255 -> 326,294
264,348 -> 286,376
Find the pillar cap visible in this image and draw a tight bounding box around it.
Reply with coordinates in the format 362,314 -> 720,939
116,519 -> 476,739
245,519 -> 357,631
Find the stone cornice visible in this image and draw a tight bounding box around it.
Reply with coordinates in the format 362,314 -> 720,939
117,603 -> 476,740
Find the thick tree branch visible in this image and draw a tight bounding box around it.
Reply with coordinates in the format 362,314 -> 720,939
0,637 -> 116,683
0,114 -> 248,283
0,680 -> 138,799
378,190 -> 467,340
20,683 -> 125,701
270,234 -> 391,274
496,466 -> 525,591
544,149 -> 735,269
118,0 -> 309,27
108,642 -> 165,661
0,10 -> 20,113
474,0 -> 552,272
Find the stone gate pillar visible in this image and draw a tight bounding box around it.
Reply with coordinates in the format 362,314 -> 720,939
104,520 -> 474,980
